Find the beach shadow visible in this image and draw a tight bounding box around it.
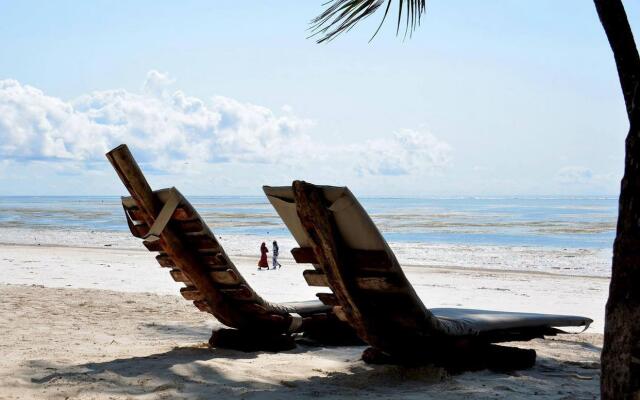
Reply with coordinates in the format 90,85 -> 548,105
25,345 -> 445,398
23,342 -> 600,399
548,337 -> 603,352
30,346 -> 238,384
140,322 -> 213,339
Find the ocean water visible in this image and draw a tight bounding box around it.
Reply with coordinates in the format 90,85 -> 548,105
0,195 -> 617,250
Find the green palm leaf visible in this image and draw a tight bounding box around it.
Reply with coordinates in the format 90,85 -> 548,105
310,0 -> 427,43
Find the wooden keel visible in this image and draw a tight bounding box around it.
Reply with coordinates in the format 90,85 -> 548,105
292,181 -> 369,342
291,180 -> 448,358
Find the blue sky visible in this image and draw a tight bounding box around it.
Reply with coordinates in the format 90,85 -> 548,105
0,0 -> 637,196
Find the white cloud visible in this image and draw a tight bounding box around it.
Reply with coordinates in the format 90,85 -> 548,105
0,74 -> 312,168
556,166 -> 594,185
0,72 -> 451,180
142,70 -> 174,97
354,130 -> 451,176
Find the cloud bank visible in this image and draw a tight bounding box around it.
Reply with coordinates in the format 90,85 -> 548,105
0,71 -> 451,183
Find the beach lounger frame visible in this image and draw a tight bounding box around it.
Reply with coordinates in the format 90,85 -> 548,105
106,145 -> 353,349
264,181 -> 593,366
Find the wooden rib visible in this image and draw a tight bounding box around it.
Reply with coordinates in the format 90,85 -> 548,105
303,270 -> 329,287
130,223 -> 149,238
127,208 -> 145,222
349,250 -> 392,271
156,254 -> 175,268
316,292 -> 339,306
333,306 -> 349,322
180,286 -> 204,301
172,207 -> 193,221
193,300 -> 212,313
292,181 -> 364,333
131,204 -> 196,226
143,240 -> 163,252
169,269 -> 191,283
179,219 -> 204,233
220,284 -> 253,300
355,276 -> 402,292
238,302 -> 268,315
187,234 -> 221,251
200,253 -> 228,268
210,269 -> 241,285
291,247 -> 317,264
293,247 -> 388,270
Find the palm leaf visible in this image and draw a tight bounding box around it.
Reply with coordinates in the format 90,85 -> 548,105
310,0 -> 427,43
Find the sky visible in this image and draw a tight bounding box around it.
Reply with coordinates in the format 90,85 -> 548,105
0,0 -> 637,196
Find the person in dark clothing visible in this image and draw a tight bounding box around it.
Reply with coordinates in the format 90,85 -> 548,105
272,240 -> 282,269
258,242 -> 269,270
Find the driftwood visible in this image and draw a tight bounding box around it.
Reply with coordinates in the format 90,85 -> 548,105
106,145 -> 354,349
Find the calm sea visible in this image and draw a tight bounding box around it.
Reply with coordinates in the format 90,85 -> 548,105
0,196 -> 617,250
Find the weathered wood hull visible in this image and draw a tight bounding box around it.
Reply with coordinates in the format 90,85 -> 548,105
106,145 -> 350,339
264,181 -> 592,365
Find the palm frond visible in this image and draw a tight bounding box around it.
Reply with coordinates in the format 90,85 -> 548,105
309,0 -> 426,43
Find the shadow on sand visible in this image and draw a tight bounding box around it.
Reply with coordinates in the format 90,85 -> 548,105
24,340 -> 601,399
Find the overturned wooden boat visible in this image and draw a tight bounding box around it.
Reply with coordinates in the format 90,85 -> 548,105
106,145 -> 352,349
264,181 -> 593,367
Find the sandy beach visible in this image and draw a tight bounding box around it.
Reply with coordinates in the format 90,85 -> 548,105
0,241 -> 607,399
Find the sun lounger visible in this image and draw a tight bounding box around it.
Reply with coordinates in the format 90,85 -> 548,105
263,181 -> 593,364
106,146 -> 351,347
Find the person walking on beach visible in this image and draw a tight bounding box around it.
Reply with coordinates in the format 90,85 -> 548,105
272,240 -> 282,269
258,242 -> 269,270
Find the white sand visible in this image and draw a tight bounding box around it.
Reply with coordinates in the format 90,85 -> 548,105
0,226 -> 612,277
0,242 -> 606,399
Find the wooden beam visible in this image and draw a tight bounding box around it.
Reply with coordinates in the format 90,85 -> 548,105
356,276 -> 402,292
350,250 -> 391,271
129,223 -> 149,238
291,180 -> 444,356
292,181 -> 367,339
291,247 -> 389,270
303,270 -> 329,287
193,300 -> 211,313
291,247 -> 317,264
169,269 -> 191,283
186,234 -> 222,251
200,253 -> 228,268
156,254 -> 175,268
211,269 -> 241,285
143,240 -> 163,252
172,207 -> 194,221
332,306 -> 348,322
106,144 -> 249,329
180,286 -> 204,301
179,219 -> 204,233
220,285 -> 254,301
316,293 -> 339,306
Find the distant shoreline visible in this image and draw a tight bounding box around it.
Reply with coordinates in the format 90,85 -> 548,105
0,241 -> 611,281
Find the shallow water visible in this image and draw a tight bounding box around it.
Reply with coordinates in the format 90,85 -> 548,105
0,196 -> 616,249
